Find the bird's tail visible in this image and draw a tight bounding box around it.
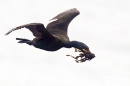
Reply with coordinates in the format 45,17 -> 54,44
16,38 -> 30,41
16,38 -> 32,45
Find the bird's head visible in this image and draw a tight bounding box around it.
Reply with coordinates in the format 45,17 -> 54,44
77,42 -> 95,61
65,41 -> 95,62
81,48 -> 95,61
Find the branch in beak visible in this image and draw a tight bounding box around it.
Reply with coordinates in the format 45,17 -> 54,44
66,48 -> 95,63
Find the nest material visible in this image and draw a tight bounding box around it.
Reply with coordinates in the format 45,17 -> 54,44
66,50 -> 95,63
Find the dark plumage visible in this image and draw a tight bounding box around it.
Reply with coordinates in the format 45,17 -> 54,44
5,8 -> 95,63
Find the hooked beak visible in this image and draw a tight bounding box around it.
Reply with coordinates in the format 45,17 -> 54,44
82,48 -> 95,61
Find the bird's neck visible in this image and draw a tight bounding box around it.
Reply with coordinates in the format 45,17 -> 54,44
64,41 -> 84,49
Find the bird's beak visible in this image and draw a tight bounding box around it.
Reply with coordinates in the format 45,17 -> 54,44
81,48 -> 95,61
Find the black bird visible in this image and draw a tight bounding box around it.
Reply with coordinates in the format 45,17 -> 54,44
5,8 -> 95,63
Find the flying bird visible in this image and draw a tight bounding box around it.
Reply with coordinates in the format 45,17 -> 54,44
5,8 -> 95,63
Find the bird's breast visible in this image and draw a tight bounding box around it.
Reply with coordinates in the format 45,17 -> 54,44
33,37 -> 65,51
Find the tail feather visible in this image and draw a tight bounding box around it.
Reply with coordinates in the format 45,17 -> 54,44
16,38 -> 30,41
16,38 -> 32,45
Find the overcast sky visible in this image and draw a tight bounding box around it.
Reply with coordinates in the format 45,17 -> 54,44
0,0 -> 130,86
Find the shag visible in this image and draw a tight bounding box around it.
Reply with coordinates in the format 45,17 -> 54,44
5,8 -> 95,63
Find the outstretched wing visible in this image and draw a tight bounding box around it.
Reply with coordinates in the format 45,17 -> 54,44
46,8 -> 80,35
5,23 -> 54,39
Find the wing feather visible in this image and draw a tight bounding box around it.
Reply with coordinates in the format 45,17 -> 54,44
5,23 -> 54,39
46,8 -> 80,35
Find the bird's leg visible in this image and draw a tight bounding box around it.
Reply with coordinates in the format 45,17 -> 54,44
16,38 -> 33,45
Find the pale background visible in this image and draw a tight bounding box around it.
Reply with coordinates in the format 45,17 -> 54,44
0,0 -> 130,86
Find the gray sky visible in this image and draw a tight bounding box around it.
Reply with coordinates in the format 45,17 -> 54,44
0,0 -> 130,86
